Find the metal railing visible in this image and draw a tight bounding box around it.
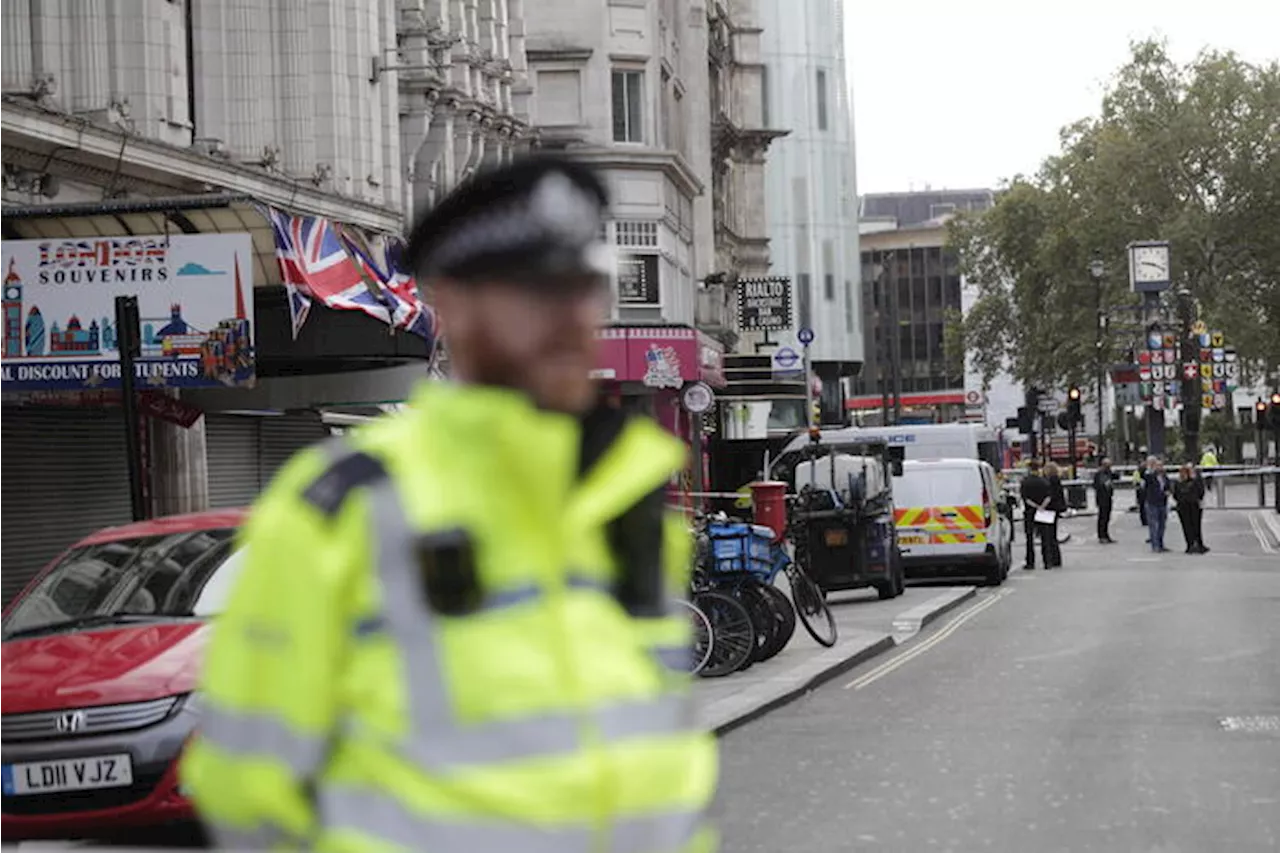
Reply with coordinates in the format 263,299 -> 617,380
1000,466 -> 1280,511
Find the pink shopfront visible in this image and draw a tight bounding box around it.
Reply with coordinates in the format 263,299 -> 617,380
593,325 -> 726,492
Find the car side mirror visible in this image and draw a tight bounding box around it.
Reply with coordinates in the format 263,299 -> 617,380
887,446 -> 905,477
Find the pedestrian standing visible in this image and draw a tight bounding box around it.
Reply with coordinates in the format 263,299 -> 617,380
1173,463 -> 1207,553
1141,457 -> 1172,553
180,156 -> 717,851
1043,461 -> 1067,568
1093,457 -> 1117,543
1020,460 -> 1053,570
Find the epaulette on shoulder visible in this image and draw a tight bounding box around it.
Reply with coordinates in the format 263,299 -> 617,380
301,439 -> 390,517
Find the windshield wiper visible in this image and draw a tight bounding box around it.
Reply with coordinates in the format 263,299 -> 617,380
3,613 -> 171,641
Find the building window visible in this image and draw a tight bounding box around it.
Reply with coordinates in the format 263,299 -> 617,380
929,203 -> 956,219
822,240 -> 835,301
612,70 -> 644,143
536,70 -> 583,126
614,220 -> 660,305
797,273 -> 812,328
617,254 -> 660,305
760,64 -> 770,127
815,69 -> 828,131
615,220 -> 659,248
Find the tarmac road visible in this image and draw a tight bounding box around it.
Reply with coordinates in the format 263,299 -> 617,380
716,510 -> 1280,853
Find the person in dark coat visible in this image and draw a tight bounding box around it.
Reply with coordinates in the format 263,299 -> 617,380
1173,463 -> 1208,554
1093,457 -> 1117,543
1043,461 -> 1067,567
1141,457 -> 1172,553
1020,460 -> 1054,570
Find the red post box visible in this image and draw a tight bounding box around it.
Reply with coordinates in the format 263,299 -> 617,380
750,480 -> 789,542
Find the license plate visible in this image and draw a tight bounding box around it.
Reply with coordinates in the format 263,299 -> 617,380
1,753 -> 133,796
898,534 -> 927,545
824,529 -> 848,546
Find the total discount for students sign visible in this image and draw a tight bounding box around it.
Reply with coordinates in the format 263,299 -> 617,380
1,233 -> 255,392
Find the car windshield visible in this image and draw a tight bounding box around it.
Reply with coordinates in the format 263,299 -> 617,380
2,528 -> 245,640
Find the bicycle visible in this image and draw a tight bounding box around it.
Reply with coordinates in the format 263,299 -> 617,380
782,502 -> 840,648
671,597 -> 714,675
689,579 -> 756,678
697,510 -> 827,653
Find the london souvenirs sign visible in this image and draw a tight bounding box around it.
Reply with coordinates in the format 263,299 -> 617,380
1,233 -> 255,392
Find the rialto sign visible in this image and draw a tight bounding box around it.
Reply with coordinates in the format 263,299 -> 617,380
736,276 -> 792,331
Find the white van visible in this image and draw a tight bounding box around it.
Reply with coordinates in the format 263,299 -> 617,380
893,458 -> 1013,585
779,423 -> 1005,470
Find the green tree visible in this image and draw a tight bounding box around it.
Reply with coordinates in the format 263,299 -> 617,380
950,39 -> 1280,389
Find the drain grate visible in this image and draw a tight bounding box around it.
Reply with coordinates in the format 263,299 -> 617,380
1219,716 -> 1280,733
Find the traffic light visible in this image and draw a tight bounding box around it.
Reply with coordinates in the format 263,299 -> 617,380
1257,399 -> 1270,429
1016,406 -> 1034,433
1025,386 -> 1042,411
1067,386 -> 1083,426
811,396 -> 822,428
1270,392 -> 1280,429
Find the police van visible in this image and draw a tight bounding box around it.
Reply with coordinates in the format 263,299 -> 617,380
778,423 -> 1005,470
892,458 -> 1013,586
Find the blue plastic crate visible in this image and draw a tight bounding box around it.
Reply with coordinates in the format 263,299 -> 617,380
707,522 -> 776,575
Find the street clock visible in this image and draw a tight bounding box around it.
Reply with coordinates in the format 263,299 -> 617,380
1127,241 -> 1171,294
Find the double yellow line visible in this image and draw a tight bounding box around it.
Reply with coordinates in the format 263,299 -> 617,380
842,590 -> 1012,691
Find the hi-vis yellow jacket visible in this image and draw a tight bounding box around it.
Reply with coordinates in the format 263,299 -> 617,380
180,383 -> 718,852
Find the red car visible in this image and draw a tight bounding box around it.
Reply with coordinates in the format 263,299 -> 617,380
1,509 -> 248,842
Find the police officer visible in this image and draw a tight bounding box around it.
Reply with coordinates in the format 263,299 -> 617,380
181,156 -> 718,852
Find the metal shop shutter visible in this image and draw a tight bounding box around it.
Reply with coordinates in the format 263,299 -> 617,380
259,415 -> 331,483
204,414 -> 331,510
1,408 -> 135,607
205,414 -> 263,509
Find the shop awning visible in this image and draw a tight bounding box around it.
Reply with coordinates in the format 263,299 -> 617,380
2,194 -> 283,291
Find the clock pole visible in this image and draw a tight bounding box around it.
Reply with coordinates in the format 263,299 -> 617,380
1128,241 -> 1173,459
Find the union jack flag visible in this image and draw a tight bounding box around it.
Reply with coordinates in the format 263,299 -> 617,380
338,226 -> 437,345
263,207 -> 392,338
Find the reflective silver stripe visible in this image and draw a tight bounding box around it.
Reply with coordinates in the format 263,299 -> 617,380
613,810 -> 705,853
652,644 -> 693,672
199,702 -> 328,778
209,821 -> 294,850
597,694 -> 690,742
320,786 -> 703,853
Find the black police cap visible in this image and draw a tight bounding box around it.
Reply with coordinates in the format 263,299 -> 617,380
405,154 -> 613,284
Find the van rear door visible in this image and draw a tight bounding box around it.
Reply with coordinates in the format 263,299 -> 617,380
895,465 -> 988,556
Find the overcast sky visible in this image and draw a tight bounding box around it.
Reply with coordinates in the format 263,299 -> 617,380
845,0 -> 1280,194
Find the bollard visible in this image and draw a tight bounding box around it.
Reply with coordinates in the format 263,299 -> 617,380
749,481 -> 789,542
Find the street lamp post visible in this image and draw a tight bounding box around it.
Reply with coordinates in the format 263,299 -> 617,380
1088,257 -> 1106,460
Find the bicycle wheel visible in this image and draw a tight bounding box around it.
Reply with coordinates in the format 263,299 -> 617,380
735,583 -> 779,665
788,565 -> 838,647
693,590 -> 755,678
672,599 -> 714,675
757,582 -> 797,659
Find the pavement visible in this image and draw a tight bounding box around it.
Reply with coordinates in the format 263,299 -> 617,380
696,583 -> 977,734
714,509 -> 1280,852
